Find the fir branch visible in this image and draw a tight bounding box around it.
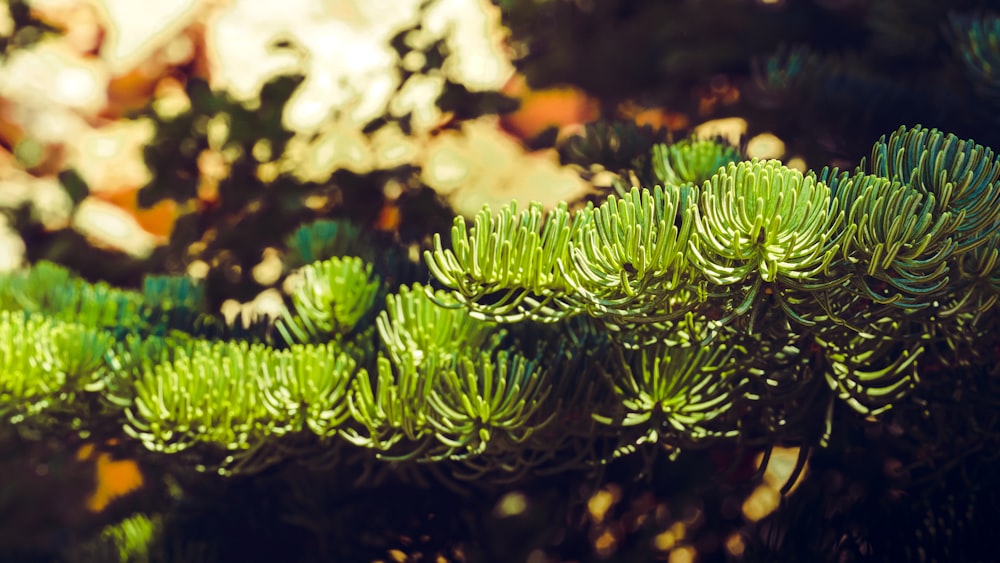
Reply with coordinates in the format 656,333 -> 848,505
282,218 -> 374,270
688,159 -> 844,324
562,184 -> 698,322
378,283 -> 505,368
823,169 -> 961,313
592,316 -> 745,455
949,12 -> 1000,104
866,125 -> 1000,254
123,340 -> 363,465
274,256 -> 382,345
816,319 -> 922,416
651,137 -> 741,188
1,311 -> 115,420
425,201 -> 583,322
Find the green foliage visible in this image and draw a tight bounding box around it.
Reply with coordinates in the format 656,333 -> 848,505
426,350 -> 554,461
66,513 -> 217,563
815,322 -> 921,416
0,311 -> 115,420
0,261 -> 218,339
1,31 -> 997,549
558,126 -> 742,199
950,13 -> 1000,103
866,124 -> 1000,254
692,160 -> 844,323
563,185 -> 697,323
274,256 -> 382,345
651,137 -> 741,188
593,317 -> 745,453
0,261 -> 145,331
282,218 -> 374,270
346,284 -> 563,475
559,120 -> 662,175
376,283 -> 505,366
70,513 -> 157,563
141,274 -> 212,335
694,160 -> 841,285
4,125 -> 995,487
752,45 -> 813,96
798,126 -> 1000,328
426,125 -> 1000,435
348,348 -> 556,468
123,340 -> 361,463
426,201 -> 580,322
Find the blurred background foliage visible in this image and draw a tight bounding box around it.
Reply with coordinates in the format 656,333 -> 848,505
1,0 -> 999,562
